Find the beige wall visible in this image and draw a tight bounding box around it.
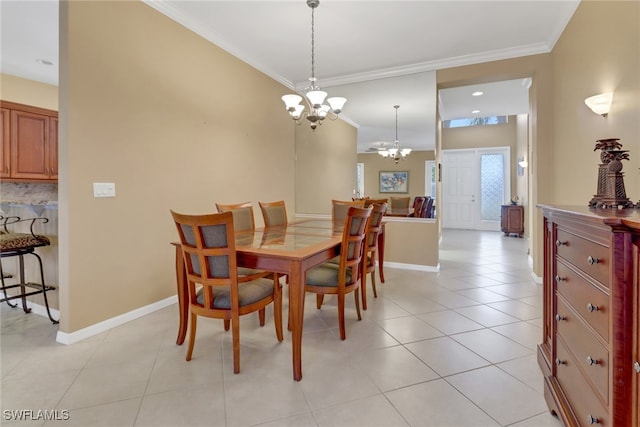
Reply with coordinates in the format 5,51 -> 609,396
357,151 -> 435,202
58,1 -> 301,332
551,1 -> 640,204
295,119 -> 357,215
0,74 -> 58,110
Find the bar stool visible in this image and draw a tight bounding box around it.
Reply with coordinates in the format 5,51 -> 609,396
0,216 -> 58,324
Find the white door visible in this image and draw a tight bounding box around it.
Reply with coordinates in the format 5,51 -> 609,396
442,148 -> 510,230
442,151 -> 476,229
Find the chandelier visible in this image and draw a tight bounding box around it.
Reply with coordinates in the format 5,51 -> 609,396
379,105 -> 411,163
281,0 -> 346,130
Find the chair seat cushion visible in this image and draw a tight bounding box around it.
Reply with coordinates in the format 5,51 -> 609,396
0,233 -> 50,251
196,278 -> 274,309
306,263 -> 353,288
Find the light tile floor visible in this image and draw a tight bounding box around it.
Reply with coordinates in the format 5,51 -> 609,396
1,230 -> 564,426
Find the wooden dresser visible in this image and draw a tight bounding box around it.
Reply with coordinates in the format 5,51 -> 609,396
539,206 -> 640,426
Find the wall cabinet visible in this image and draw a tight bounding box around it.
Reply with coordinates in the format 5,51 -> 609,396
501,204 -> 524,237
0,101 -> 58,182
539,205 -> 640,427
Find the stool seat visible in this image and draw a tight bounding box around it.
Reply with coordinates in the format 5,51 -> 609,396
0,233 -> 50,252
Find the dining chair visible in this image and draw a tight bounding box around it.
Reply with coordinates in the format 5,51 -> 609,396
421,197 -> 435,218
390,196 -> 411,210
170,210 -> 283,374
305,206 -> 372,340
331,199 -> 365,225
364,198 -> 388,209
360,203 -> 387,310
215,202 -> 269,280
258,200 -> 288,227
215,202 -> 256,232
409,196 -> 426,217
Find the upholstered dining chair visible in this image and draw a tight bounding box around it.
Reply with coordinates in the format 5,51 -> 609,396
364,198 -> 388,209
409,196 -> 426,217
360,203 -> 387,310
215,201 -> 269,281
258,200 -> 288,227
390,196 -> 411,210
305,206 -> 372,340
170,210 -> 283,374
331,199 -> 365,225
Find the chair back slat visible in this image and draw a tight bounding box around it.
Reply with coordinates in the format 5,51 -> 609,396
338,206 -> 372,286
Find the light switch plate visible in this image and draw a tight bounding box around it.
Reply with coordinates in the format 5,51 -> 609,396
93,182 -> 116,198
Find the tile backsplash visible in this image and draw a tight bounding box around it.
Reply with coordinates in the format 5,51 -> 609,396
1,182 -> 58,204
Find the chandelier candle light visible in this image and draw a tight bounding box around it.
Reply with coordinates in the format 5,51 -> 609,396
281,0 -> 346,130
379,105 -> 411,164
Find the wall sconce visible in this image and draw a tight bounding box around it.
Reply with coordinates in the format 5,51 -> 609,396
517,157 -> 527,176
584,92 -> 613,117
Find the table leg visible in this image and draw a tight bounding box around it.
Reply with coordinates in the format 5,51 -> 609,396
174,244 -> 188,345
377,225 -> 386,283
288,262 -> 304,381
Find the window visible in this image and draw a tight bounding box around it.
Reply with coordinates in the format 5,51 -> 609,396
443,115 -> 508,129
356,163 -> 364,198
425,160 -> 436,199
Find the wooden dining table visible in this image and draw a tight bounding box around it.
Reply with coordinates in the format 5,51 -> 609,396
172,218 -> 386,381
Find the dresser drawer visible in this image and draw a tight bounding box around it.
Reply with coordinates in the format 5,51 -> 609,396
556,338 -> 610,426
556,229 -> 609,286
555,260 -> 609,342
556,297 -> 609,403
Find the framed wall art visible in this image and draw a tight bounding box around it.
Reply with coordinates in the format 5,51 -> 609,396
379,171 -> 409,193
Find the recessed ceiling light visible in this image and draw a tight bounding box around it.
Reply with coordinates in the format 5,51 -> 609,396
471,110 -> 480,114
472,91 -> 483,96
36,59 -> 54,66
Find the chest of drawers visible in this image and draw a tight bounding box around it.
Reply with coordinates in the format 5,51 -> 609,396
539,206 -> 640,427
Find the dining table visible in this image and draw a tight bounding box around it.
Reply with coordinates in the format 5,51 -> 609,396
172,218 -> 386,381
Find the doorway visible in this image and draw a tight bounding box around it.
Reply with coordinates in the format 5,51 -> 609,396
441,147 -> 510,231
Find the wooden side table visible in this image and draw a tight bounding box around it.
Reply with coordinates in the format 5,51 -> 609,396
501,204 -> 524,237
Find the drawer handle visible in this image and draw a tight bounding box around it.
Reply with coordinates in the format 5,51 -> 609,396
555,314 -> 566,321
555,275 -> 565,283
587,356 -> 599,366
555,358 -> 565,366
587,256 -> 600,265
634,361 -> 640,373
587,303 -> 599,312
555,240 -> 568,247
587,414 -> 600,424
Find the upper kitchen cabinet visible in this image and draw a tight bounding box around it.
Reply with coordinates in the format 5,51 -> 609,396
1,101 -> 58,182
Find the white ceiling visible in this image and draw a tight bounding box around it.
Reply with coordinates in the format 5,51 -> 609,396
0,0 -> 579,152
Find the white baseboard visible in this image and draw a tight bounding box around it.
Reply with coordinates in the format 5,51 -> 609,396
56,295 -> 177,345
381,261 -> 440,272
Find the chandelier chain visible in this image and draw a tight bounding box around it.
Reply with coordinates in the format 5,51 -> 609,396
310,6 -> 315,82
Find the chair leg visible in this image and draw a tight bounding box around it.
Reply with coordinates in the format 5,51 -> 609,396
258,308 -> 266,326
316,294 -> 324,309
371,271 -> 377,298
0,259 -> 17,308
232,316 -> 240,374
186,313 -> 197,361
31,251 -> 58,324
354,287 -> 362,321
361,268 -> 368,311
224,319 -> 230,331
274,281 -> 283,342
337,292 -> 346,340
